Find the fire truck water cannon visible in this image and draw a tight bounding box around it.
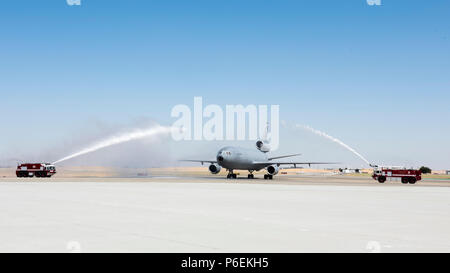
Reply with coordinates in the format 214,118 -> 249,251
371,166 -> 421,184
16,163 -> 57,178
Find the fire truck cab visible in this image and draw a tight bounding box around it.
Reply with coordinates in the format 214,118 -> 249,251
16,163 -> 57,178
372,167 -> 421,184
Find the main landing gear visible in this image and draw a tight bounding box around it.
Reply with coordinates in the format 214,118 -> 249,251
227,171 -> 256,179
227,170 -> 237,179
226,171 -> 273,180
264,174 -> 273,180
248,171 -> 255,179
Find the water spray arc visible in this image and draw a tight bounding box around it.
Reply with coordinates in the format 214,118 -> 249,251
53,125 -> 173,164
296,124 -> 371,166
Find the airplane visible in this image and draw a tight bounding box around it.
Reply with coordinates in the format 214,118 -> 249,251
182,138 -> 336,180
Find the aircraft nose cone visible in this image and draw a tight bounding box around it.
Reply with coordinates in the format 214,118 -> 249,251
217,156 -> 224,162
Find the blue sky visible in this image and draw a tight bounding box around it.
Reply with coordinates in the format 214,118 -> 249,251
0,0 -> 449,169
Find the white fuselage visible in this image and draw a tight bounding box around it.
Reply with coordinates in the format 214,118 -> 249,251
216,146 -> 268,171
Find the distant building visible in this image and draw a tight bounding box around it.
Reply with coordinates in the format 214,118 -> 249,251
446,170 -> 450,175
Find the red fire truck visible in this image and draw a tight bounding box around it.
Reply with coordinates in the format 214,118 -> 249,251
372,167 -> 421,184
16,163 -> 57,178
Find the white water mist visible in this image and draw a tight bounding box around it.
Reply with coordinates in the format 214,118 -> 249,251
53,125 -> 173,164
296,124 -> 371,166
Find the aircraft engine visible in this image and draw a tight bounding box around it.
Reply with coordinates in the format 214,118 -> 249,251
267,165 -> 279,175
256,140 -> 271,153
209,163 -> 222,174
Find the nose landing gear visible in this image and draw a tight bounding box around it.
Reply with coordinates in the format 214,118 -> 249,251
264,174 -> 273,180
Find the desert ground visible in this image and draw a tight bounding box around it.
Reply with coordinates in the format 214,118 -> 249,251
0,167 -> 449,253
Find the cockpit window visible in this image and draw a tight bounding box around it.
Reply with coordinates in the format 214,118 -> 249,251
220,151 -> 232,155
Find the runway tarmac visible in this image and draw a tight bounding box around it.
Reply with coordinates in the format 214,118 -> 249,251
1,175 -> 449,253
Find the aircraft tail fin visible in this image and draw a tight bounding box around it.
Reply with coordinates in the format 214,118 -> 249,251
256,122 -> 271,153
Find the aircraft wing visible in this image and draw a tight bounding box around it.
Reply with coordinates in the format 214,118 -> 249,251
253,161 -> 338,168
267,153 -> 302,161
180,160 -> 217,165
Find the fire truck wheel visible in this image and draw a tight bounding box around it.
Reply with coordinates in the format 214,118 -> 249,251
378,176 -> 386,183
409,177 -> 417,184
401,177 -> 409,184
